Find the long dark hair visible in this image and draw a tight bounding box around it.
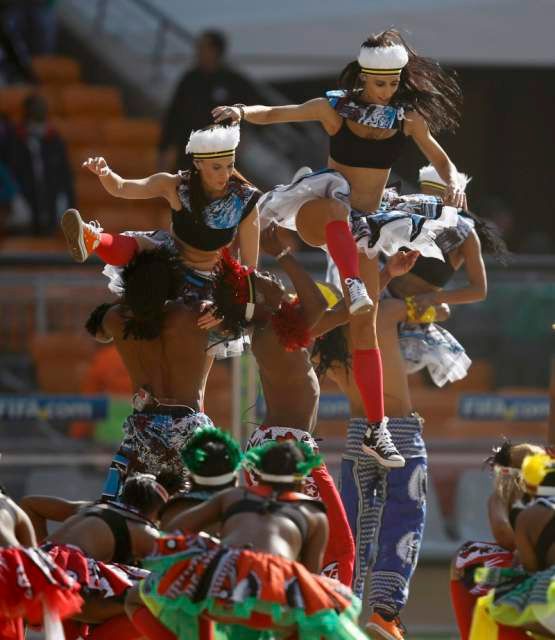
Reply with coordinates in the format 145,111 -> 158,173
311,325 -> 351,378
463,210 -> 511,264
338,28 -> 462,134
120,247 -> 183,340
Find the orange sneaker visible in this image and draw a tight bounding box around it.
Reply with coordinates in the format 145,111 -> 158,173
366,612 -> 406,640
61,208 -> 102,263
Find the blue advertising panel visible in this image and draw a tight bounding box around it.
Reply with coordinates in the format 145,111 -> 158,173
459,394 -> 548,421
0,395 -> 109,421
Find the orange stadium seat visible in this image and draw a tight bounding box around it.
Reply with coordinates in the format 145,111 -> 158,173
32,56 -> 81,85
59,85 -> 123,118
450,358 -> 494,392
102,118 -> 161,147
30,333 -> 96,393
68,144 -> 157,177
0,86 -> 32,119
55,118 -> 105,146
0,236 -> 65,253
75,173 -> 117,209
0,86 -> 62,121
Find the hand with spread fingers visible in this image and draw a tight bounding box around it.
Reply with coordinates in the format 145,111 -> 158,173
82,156 -> 110,177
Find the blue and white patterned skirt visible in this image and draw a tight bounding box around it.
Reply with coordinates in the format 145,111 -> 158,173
259,168 -> 458,259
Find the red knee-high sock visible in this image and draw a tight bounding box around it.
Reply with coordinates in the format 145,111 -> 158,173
449,579 -> 478,640
311,464 -> 355,587
131,607 -> 177,640
325,220 -> 359,281
94,233 -> 139,266
89,614 -> 143,639
352,348 -> 384,422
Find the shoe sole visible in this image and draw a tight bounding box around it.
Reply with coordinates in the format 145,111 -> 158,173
349,297 -> 374,316
61,208 -> 87,263
366,622 -> 403,640
361,444 -> 406,468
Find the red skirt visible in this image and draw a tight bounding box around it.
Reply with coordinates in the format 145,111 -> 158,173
453,540 -> 514,596
42,543 -> 135,597
0,546 -> 83,635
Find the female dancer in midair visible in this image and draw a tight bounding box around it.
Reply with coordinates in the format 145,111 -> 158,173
61,125 -> 260,359
213,28 -> 466,465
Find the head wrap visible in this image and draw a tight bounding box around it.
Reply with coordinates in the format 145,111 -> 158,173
186,125 -> 240,159
522,452 -> 555,495
181,426 -> 242,486
418,164 -> 471,192
243,440 -> 323,483
358,43 -> 408,76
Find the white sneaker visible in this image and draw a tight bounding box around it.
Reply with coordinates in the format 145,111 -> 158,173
345,277 -> 373,315
362,418 -> 406,468
61,208 -> 102,263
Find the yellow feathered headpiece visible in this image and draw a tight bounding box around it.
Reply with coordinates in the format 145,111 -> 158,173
521,453 -> 555,494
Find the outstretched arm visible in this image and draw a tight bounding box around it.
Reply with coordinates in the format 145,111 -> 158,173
411,232 -> 486,314
262,223 -> 326,329
19,495 -> 91,542
405,112 -> 465,209
165,491 -> 226,533
212,98 -> 338,134
82,156 -> 179,204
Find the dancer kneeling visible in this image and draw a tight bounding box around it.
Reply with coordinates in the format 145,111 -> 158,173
450,441 -> 544,640
0,483 -> 82,640
470,451 -> 555,639
159,426 -> 242,530
127,441 -> 366,640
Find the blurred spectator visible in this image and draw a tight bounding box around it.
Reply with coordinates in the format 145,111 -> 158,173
9,93 -> 74,235
0,160 -> 31,234
0,1 -> 37,84
159,29 -> 261,171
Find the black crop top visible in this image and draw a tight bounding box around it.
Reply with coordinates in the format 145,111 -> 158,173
221,490 -> 326,542
330,123 -> 406,169
326,89 -> 407,170
171,170 -> 260,252
83,505 -> 134,564
409,216 -> 473,287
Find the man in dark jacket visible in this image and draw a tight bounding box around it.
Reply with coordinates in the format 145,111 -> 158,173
9,93 -> 74,235
158,30 -> 261,171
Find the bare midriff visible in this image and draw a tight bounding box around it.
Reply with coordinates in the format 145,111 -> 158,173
136,230 -> 223,273
328,157 -> 390,212
388,272 -> 443,298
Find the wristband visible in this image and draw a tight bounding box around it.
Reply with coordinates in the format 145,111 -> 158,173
233,103 -> 246,121
275,246 -> 291,261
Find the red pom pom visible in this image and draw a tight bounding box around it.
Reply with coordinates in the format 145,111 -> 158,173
218,248 -> 253,304
271,298 -> 311,352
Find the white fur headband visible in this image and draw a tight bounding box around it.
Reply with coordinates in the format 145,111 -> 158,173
358,44 -> 408,75
418,164 -> 471,191
186,125 -> 240,159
